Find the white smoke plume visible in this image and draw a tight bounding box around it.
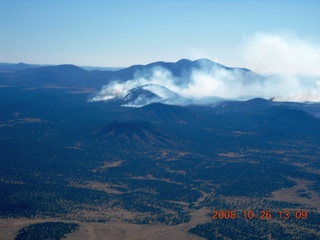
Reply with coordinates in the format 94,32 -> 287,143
90,32 -> 320,106
241,32 -> 320,102
90,67 -> 182,102
242,32 -> 320,76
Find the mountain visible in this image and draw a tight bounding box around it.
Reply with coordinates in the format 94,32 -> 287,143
258,106 -> 320,134
97,83 -> 192,107
0,58 -> 262,101
122,85 -> 163,107
2,58 -> 320,115
0,63 -> 112,88
108,58 -> 262,85
13,64 -> 89,86
93,120 -> 174,148
122,102 -> 201,124
0,62 -> 47,72
212,98 -> 274,114
87,58 -> 263,106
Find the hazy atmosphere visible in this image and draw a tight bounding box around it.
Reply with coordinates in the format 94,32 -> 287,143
1,0 -> 319,74
2,1 -> 320,103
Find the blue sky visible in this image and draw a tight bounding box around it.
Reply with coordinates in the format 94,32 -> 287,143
1,0 -> 319,70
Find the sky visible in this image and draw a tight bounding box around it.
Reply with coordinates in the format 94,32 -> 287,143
1,0 -> 320,74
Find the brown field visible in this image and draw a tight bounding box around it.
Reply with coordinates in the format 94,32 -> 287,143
268,177 -> 320,210
0,208 -> 211,240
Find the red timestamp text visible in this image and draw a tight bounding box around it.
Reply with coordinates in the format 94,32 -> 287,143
212,210 -> 308,220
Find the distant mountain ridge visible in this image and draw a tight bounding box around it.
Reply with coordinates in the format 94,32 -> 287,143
1,59 -> 320,114
0,58 -> 259,85
86,58 -> 262,106
0,62 -> 121,72
1,58 -> 262,106
0,62 -> 49,72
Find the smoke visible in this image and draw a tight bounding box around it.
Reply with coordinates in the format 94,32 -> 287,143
90,67 -> 182,102
90,32 -> 320,106
242,32 -> 320,76
89,63 -> 263,106
241,32 -> 320,102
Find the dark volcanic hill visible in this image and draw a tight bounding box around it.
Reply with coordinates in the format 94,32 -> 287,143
93,120 -> 174,148
122,102 -> 201,124
212,98 -> 274,114
120,84 -> 185,107
210,98 -> 320,134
